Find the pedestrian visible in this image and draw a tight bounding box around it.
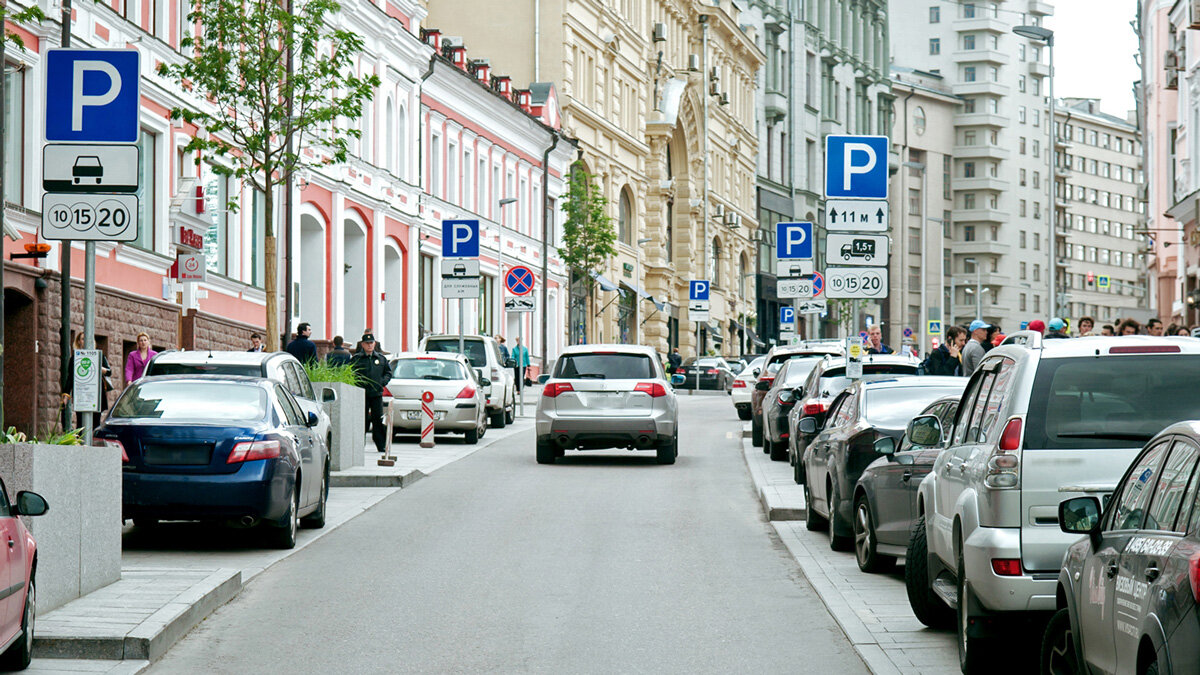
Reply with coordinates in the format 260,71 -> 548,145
1077,316 -> 1094,337
1177,325 -> 1193,337
668,347 -> 683,372
924,325 -> 967,376
865,325 -> 894,354
62,331 -> 113,429
247,333 -> 264,352
961,319 -> 990,374
325,336 -> 353,366
497,335 -> 510,363
512,336 -> 530,391
1147,318 -> 1164,336
1118,318 -> 1141,336
983,324 -> 1002,352
285,322 -> 318,363
124,331 -> 157,385
350,332 -> 391,453
1045,318 -> 1070,339
1101,324 -> 1116,336
1027,319 -> 1046,335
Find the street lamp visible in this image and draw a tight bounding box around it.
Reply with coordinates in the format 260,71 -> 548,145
636,237 -> 653,344
903,160 -> 927,356
1013,24 -> 1056,319
963,257 -> 987,320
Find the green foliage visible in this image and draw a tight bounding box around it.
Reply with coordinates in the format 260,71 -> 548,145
559,163 -> 617,277
1,426 -> 83,445
831,299 -> 866,335
303,361 -> 362,387
0,4 -> 46,52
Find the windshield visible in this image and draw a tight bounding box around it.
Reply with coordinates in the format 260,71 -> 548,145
147,363 -> 260,377
783,358 -> 822,386
1025,355 -> 1200,450
817,365 -> 919,397
392,359 -> 467,381
424,339 -> 487,367
865,386 -> 966,429
110,381 -> 267,422
555,353 -> 655,380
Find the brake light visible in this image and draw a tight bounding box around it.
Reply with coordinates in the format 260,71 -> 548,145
986,418 -> 1023,489
634,382 -> 668,397
543,382 -> 574,397
1109,345 -> 1181,354
100,438 -> 128,463
675,368 -> 685,374
991,559 -> 1022,576
803,402 -> 826,416
1190,551 -> 1200,604
732,380 -> 747,388
456,386 -> 476,399
759,377 -> 775,387
382,386 -> 393,397
491,367 -> 501,381
999,418 -> 1022,452
227,440 -> 282,464
706,369 -> 719,374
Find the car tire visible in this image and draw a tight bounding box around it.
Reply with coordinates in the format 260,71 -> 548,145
957,541 -> 993,672
769,440 -> 788,462
737,406 -> 752,421
828,483 -> 854,552
0,576 -> 33,671
751,415 -> 764,448
270,484 -> 300,550
804,483 -> 827,531
300,463 -> 329,529
854,495 -> 895,573
1145,659 -> 1160,675
536,439 -> 556,465
489,410 -> 506,429
465,426 -> 480,444
656,434 -> 678,465
905,515 -> 954,628
1040,608 -> 1081,675
505,405 -> 515,425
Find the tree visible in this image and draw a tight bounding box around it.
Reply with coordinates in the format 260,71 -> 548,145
559,163 -> 617,280
160,0 -> 379,350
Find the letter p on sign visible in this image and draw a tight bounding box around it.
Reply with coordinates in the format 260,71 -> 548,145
441,219 -> 480,258
45,49 -> 141,143
824,135 -> 889,199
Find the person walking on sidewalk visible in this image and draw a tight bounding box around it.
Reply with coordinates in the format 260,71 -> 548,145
247,333 -> 264,352
512,337 -> 530,391
497,335 -> 510,363
124,332 -> 156,386
351,332 -> 391,453
961,320 -> 990,374
325,336 -> 353,367
668,348 -> 683,372
286,322 -> 317,364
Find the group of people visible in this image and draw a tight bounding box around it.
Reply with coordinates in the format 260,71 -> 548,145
61,330 -> 159,428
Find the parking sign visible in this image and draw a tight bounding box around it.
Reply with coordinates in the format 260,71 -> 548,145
824,135 -> 889,199
780,306 -> 795,325
45,49 -> 141,143
689,280 -> 710,302
442,220 -> 480,258
776,222 -> 814,260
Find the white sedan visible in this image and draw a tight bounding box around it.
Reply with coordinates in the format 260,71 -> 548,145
732,356 -> 765,421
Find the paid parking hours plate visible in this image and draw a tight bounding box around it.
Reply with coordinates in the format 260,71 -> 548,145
825,267 -> 888,299
777,277 -> 814,299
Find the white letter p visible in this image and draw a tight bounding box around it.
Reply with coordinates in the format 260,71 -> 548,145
73,60 -> 122,132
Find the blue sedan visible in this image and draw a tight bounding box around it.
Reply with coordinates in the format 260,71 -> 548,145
95,376 -> 329,549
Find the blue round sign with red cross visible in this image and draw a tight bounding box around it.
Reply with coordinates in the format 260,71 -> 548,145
505,265 -> 535,296
811,271 -> 824,297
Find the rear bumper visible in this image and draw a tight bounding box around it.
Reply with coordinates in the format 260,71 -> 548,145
122,459 -> 291,522
675,375 -> 723,389
963,526 -> 1057,613
732,389 -> 751,406
389,400 -> 479,431
536,410 -> 676,449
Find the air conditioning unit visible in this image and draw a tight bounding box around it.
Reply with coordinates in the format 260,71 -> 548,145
688,54 -> 700,71
725,213 -> 741,229
713,203 -> 725,218
709,66 -> 719,82
1165,49 -> 1179,71
1191,0 -> 1200,29
719,93 -> 729,106
652,22 -> 666,43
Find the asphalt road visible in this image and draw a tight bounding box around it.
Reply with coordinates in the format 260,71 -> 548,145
150,393 -> 866,674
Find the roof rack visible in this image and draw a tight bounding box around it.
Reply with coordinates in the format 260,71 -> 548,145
1000,330 -> 1043,350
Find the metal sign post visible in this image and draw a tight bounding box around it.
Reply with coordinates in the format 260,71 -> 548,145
441,220 -> 480,358
378,400 -> 397,467
688,280 -> 710,394
504,265 -> 535,418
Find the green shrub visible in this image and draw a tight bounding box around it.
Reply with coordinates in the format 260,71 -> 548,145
304,361 -> 362,387
1,426 -> 84,445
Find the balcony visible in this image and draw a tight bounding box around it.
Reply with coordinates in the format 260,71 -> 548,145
764,89 -> 787,120
953,144 -> 1011,161
1028,1 -> 1053,16
950,241 -> 1013,256
955,208 -> 1010,224
954,80 -> 1011,97
954,176 -> 1010,192
1029,61 -> 1050,77
953,16 -> 1009,33
952,49 -> 1011,66
820,118 -> 841,137
956,112 -> 1007,128
1054,135 -> 1072,149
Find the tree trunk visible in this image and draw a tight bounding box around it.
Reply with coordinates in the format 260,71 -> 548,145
264,175 -> 279,352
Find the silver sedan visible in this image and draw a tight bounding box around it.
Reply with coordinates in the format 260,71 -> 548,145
386,352 -> 488,444
535,344 -> 679,465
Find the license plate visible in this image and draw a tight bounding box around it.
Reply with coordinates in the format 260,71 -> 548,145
405,411 -> 445,420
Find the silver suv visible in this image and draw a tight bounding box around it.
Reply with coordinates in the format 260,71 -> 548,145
906,332 -> 1200,672
420,334 -> 515,428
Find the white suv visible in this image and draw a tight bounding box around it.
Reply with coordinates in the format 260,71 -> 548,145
420,334 -> 515,428
906,332 -> 1200,672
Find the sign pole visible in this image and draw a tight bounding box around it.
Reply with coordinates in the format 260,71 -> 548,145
458,298 -> 464,356
693,323 -> 699,394
517,316 -> 524,417
58,0 -> 73,433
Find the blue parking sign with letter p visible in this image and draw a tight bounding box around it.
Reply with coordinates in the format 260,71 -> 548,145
689,280 -> 710,301
825,135 -> 889,199
776,222 -> 813,260
442,219 -> 480,258
45,49 -> 141,143
780,307 -> 795,325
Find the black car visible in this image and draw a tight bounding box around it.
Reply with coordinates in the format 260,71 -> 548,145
1042,420 -> 1200,675
759,356 -> 824,462
801,377 -> 967,552
674,357 -> 734,391
852,394 -> 961,573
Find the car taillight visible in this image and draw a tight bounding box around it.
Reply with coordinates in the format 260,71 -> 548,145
1109,345 -> 1181,354
732,380 -> 747,388
999,418 -> 1023,451
1190,551 -> 1200,604
100,438 -> 128,463
803,402 -> 826,416
227,440 -> 282,464
986,418 -> 1023,489
706,369 -> 719,374
382,386 -> 393,397
491,367 -> 502,382
456,386 -> 476,399
543,382 -> 574,398
634,382 -> 668,397
759,377 -> 775,388
991,559 -> 1022,576
675,368 -> 685,374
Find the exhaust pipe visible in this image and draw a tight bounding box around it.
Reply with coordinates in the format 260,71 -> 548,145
240,516 -> 257,527
635,435 -> 652,449
556,435 -> 571,448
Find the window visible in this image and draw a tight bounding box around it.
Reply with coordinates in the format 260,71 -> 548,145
1033,109 -> 1040,127
909,188 -> 921,215
1019,169 -> 1027,186
418,254 -> 435,336
964,225 -> 976,241
1019,137 -> 1026,154
710,236 -> 721,286
430,133 -> 442,196
962,97 -> 976,113
1033,264 -> 1040,282
204,173 -> 229,275
1020,262 -> 1027,280
477,274 -> 495,334
1020,231 -> 1027,248
929,6 -> 940,22
963,162 -> 976,178
446,141 -> 457,204
1019,106 -> 1026,124
978,359 -> 1015,442
1033,172 -> 1040,189
1033,202 -> 1041,219
1019,200 -> 1027,217
953,369 -> 994,446
1034,232 -> 1041,249
963,2 -> 976,18
1033,139 -> 1040,158
964,65 -> 976,82
520,177 -> 529,233
1110,441 -> 1170,530
1034,295 -> 1040,312
963,34 -> 976,50
963,193 -> 976,210
134,128 -> 157,251
618,188 -> 632,246
1018,75 -> 1026,93
930,38 -> 941,55
1148,440 -> 1200,532
3,66 -> 21,205
250,188 -> 265,287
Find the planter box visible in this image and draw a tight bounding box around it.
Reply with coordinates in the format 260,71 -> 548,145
314,381 -> 364,471
0,443 -> 121,613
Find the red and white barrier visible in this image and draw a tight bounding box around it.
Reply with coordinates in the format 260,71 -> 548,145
419,390 -> 435,448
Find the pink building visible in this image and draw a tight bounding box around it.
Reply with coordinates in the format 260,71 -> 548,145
1142,0 -> 1183,323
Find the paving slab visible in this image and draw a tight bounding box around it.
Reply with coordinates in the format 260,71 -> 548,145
741,424 -> 807,520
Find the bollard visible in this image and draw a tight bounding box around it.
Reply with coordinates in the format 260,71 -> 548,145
419,390 -> 436,449
377,399 -> 397,467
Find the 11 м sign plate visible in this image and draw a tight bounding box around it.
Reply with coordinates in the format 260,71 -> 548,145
825,199 -> 889,232
825,267 -> 888,299
41,193 -> 138,241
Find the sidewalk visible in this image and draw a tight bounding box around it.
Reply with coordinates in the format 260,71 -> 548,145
740,428 -> 958,675
26,410 -> 536,673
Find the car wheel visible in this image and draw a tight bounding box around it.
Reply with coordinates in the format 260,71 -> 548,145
656,434 -> 678,465
828,483 -> 853,552
505,405 -> 515,425
465,425 -> 480,444
737,406 -> 752,421
1145,659 -> 1160,675
489,409 -> 506,429
854,495 -> 895,573
957,539 -> 993,672
905,514 -> 954,628
270,484 -> 299,550
536,439 -> 556,465
1040,608 -> 1080,675
769,439 -> 788,462
751,414 -> 764,447
0,575 -> 33,671
804,483 -> 826,531
300,463 -> 329,529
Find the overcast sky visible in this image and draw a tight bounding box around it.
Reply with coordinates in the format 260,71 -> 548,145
1046,0 -> 1140,118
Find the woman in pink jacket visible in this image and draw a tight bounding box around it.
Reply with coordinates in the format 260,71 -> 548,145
124,332 -> 157,385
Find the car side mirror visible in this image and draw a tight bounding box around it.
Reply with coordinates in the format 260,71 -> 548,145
754,381 -> 771,392
505,358 -> 517,368
322,387 -> 337,403
874,437 -> 896,455
752,368 -> 761,377
1060,496 -> 1102,534
907,415 -> 944,447
670,374 -> 686,386
480,378 -> 491,387
13,491 -> 48,517
798,417 -> 818,434
793,387 -> 804,399
306,412 -> 319,428
778,390 -> 794,405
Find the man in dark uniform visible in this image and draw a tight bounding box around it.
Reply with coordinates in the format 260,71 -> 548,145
351,332 -> 391,453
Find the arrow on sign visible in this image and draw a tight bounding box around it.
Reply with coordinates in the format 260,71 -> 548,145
829,208 -> 838,220
876,208 -> 885,224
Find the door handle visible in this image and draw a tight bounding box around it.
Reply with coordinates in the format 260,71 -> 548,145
6,539 -> 13,549
1145,564 -> 1160,582
957,463 -> 967,473
1107,561 -> 1119,578
902,470 -> 913,481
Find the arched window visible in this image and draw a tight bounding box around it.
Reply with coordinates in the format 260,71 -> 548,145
385,98 -> 395,172
739,252 -> 748,298
710,236 -> 721,286
360,101 -> 372,163
618,187 -> 633,246
665,200 -> 674,262
397,105 -> 408,180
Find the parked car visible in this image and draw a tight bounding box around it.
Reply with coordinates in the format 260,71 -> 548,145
420,334 -> 515,429
674,357 -> 735,391
908,333 -> 1200,672
144,350 -> 335,462
759,356 -> 826,461
801,377 -> 966,553
385,352 -> 489,444
535,344 -> 679,465
787,354 -> 922,484
751,341 -> 844,448
1045,420 -> 1200,675
852,394 -> 961,573
98,375 -> 330,549
0,480 -> 46,671
732,356 -> 766,420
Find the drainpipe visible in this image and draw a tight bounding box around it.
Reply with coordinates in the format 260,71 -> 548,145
540,132 -> 560,374
418,54 -> 437,197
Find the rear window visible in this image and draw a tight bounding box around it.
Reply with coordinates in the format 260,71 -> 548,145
1025,355 -> 1200,450
865,386 -> 966,429
816,365 -> 919,397
146,363 -> 261,377
555,353 -> 656,380
111,382 -> 267,422
424,339 -> 487,367
392,359 -> 466,380
782,358 -> 822,386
